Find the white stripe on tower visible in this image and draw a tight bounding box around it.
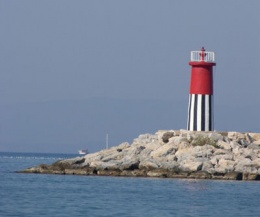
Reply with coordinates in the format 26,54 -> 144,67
187,94 -> 195,131
197,94 -> 202,131
210,95 -> 214,131
187,95 -> 191,130
205,95 -> 210,131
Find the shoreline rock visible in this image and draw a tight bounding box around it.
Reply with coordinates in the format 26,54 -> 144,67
21,130 -> 260,181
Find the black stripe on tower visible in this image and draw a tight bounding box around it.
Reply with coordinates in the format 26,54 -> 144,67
209,95 -> 212,131
201,95 -> 205,131
194,94 -> 198,131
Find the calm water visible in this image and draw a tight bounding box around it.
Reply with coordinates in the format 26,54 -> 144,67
0,152 -> 259,217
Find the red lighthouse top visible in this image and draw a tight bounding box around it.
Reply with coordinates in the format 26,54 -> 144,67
189,47 -> 216,95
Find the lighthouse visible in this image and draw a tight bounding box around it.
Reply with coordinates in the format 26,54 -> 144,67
187,47 -> 216,131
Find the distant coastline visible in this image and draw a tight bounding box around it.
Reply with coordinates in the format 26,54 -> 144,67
21,130 -> 260,181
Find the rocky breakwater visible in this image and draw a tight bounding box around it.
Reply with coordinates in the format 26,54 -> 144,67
22,130 -> 260,180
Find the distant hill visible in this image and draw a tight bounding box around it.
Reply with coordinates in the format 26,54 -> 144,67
0,98 -> 259,153
0,98 -> 186,153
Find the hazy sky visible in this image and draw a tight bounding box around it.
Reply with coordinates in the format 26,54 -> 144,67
1,1 -> 260,153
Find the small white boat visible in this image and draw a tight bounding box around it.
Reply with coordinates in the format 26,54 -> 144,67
78,149 -> 88,155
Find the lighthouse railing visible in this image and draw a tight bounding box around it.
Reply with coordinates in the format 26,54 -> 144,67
191,51 -> 215,62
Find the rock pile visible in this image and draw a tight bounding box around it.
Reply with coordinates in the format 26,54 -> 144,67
22,130 -> 260,180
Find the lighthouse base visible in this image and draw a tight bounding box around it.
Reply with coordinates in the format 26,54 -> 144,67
187,94 -> 213,131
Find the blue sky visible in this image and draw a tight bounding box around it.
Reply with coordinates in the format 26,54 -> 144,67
0,1 -> 259,153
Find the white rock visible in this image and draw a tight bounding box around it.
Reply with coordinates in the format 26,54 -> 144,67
139,159 -> 159,170
180,161 -> 203,172
175,146 -> 194,162
133,134 -> 158,145
202,161 -> 214,171
228,132 -> 245,140
210,154 -> 233,165
218,141 -> 232,150
249,133 -> 260,141
208,132 -> 224,142
150,143 -> 177,158
143,142 -> 162,151
215,159 -> 235,173
234,158 -> 257,173
214,149 -> 230,155
251,158 -> 260,168
253,140 -> 260,145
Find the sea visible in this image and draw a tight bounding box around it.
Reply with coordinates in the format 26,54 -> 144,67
0,152 -> 259,217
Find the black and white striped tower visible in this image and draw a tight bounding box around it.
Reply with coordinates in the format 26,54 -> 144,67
187,47 -> 216,131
